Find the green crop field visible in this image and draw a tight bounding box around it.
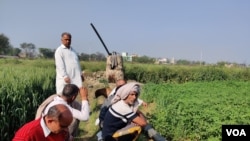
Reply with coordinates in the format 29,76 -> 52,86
1,58 -> 250,141
140,81 -> 250,141
76,81 -> 250,141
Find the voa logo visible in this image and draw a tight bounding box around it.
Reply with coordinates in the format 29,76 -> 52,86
226,129 -> 246,136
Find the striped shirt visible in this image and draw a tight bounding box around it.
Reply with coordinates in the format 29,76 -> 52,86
102,100 -> 138,138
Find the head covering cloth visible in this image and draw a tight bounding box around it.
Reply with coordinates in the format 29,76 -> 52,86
111,82 -> 140,106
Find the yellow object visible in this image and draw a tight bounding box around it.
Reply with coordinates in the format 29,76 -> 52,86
112,124 -> 142,141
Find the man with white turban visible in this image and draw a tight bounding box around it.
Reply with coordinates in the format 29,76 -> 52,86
102,82 -> 166,141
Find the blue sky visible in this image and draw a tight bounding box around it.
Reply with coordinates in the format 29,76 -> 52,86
1,0 -> 250,64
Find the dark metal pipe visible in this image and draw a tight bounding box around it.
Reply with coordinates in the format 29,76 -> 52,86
90,23 -> 111,55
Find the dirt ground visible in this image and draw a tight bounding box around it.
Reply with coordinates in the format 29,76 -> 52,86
74,75 -> 116,141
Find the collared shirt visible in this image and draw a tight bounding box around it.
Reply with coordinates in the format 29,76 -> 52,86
55,44 -> 83,94
12,118 -> 68,141
40,116 -> 51,137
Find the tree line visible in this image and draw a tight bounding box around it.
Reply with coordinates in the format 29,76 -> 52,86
0,33 -> 107,61
0,33 -> 155,63
0,33 -> 248,66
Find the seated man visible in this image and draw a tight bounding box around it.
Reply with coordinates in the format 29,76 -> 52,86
35,84 -> 90,137
13,104 -> 73,141
102,82 -> 166,141
97,79 -> 147,127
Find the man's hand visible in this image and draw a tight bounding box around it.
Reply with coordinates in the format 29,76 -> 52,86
142,101 -> 148,108
79,87 -> 88,101
64,76 -> 71,84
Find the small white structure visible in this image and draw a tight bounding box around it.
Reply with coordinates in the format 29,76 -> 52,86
159,58 -> 167,64
121,52 -> 132,62
170,57 -> 175,64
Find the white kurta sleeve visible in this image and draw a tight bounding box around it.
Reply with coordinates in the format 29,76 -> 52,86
55,48 -> 68,78
70,100 -> 90,121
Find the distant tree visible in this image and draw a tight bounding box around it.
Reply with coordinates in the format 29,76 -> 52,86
190,60 -> 205,65
217,61 -> 228,67
0,34 -> 12,55
79,53 -> 90,61
90,53 -> 97,61
132,55 -> 155,63
20,43 -> 36,58
198,61 -> 206,65
95,52 -> 106,61
176,59 -> 191,65
38,48 -> 54,58
78,52 -> 106,61
8,48 -> 21,56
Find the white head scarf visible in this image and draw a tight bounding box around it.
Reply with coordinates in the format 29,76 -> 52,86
111,82 -> 140,106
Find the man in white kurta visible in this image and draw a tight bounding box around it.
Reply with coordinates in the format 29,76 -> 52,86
55,32 -> 83,94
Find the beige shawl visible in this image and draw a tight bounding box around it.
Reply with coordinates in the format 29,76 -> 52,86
111,82 -> 140,107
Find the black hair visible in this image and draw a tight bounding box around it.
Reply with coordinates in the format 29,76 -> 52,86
61,32 -> 72,38
62,84 -> 79,98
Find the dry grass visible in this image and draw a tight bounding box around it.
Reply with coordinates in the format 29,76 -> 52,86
74,79 -> 115,140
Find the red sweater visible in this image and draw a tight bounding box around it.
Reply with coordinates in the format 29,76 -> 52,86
12,118 -> 69,141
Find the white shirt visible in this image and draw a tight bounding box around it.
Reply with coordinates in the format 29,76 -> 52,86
40,117 -> 51,137
55,44 -> 83,94
108,87 -> 116,98
43,96 -> 89,121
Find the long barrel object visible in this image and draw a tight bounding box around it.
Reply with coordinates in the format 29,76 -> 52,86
90,23 -> 111,55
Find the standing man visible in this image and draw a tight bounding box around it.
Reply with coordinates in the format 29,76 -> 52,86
55,32 -> 84,94
13,104 -> 73,141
